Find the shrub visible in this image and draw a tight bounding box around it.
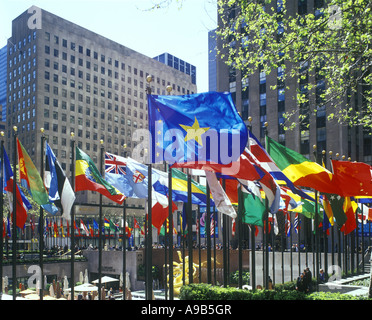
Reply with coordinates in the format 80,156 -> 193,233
179,283 -> 369,300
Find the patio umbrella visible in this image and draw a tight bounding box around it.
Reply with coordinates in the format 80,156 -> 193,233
84,269 -> 89,284
79,271 -> 84,283
66,283 -> 98,292
24,293 -> 40,300
49,284 -> 55,298
63,276 -> 69,293
92,276 -> 119,284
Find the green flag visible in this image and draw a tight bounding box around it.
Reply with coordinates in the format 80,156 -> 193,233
324,193 -> 347,227
238,183 -> 266,227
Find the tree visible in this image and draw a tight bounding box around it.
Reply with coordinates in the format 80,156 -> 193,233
217,0 -> 372,131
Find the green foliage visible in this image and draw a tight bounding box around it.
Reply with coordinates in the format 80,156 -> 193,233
217,0 -> 372,130
229,270 -> 250,285
179,282 -> 370,300
179,283 -> 307,300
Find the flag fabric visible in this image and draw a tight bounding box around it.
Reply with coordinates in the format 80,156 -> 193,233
238,181 -> 266,227
205,170 -> 237,219
74,220 -> 81,236
153,168 -> 212,206
93,219 -> 99,230
44,142 -> 75,220
332,160 -> 372,197
104,218 -> 110,229
266,135 -> 341,194
3,147 -> 31,229
321,194 -> 335,226
323,193 -> 347,227
285,212 -> 291,237
148,92 -> 247,166
293,213 -> 300,234
17,138 -> 58,214
248,130 -> 314,201
105,153 -> 144,198
358,203 -> 372,221
60,219 -> 65,238
75,147 -> 125,204
80,219 -> 90,236
340,197 -> 358,235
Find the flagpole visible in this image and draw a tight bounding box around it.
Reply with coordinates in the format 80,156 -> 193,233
146,75 -> 153,300
313,145 -> 320,290
247,118 -> 256,290
165,85 -> 173,300
187,169 -> 193,284
70,132 -> 76,299
0,131 -> 4,300
39,129 -> 46,300
263,122 -> 269,289
12,126 -> 18,300
98,139 -> 104,300
206,182 -> 212,284
122,143 -> 128,300
168,163 -> 174,300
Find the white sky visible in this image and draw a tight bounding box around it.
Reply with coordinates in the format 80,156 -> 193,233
0,0 -> 217,93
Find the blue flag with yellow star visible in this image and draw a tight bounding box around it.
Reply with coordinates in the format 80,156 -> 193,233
148,92 -> 247,166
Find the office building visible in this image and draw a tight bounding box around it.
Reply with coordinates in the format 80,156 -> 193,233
153,52 -> 196,86
6,6 -> 197,207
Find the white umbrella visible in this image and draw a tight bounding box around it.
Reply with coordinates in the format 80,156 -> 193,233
66,283 -> 98,292
49,284 -> 55,298
92,276 -> 119,284
84,269 -> 89,284
79,271 -> 84,283
63,276 -> 69,293
126,272 -> 131,290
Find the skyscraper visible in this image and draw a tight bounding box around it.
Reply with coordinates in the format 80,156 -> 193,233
6,6 -> 197,206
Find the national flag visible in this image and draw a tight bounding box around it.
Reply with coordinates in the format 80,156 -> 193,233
80,219 -> 90,236
6,216 -> 11,237
340,197 -> 358,235
17,139 -> 58,214
104,218 -> 110,229
134,218 -> 141,229
44,142 -> 75,220
332,160 -> 372,197
358,203 -> 372,222
153,168 -> 212,206
75,147 -> 125,204
323,193 -> 347,227
74,220 -> 81,236
104,153 -> 133,197
3,146 -> 32,229
285,212 -> 291,237
238,181 -> 266,227
321,194 -> 335,226
66,219 -> 70,237
53,221 -> 58,237
322,211 -> 331,235
125,221 -> 132,238
293,213 -> 300,234
93,219 -> 99,230
148,91 -> 247,166
266,135 -> 341,194
60,218 -> 65,237
248,130 -> 314,201
205,170 -> 237,219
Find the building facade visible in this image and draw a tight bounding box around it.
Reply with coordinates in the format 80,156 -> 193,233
5,6 -> 196,207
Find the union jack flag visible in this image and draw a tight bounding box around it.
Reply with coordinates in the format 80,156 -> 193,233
105,153 -> 127,175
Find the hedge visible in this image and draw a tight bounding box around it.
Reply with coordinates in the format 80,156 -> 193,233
179,283 -> 369,300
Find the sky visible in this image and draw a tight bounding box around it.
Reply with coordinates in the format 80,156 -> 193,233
0,0 -> 217,93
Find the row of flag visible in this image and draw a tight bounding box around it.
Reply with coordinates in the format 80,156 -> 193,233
2,91 -> 372,240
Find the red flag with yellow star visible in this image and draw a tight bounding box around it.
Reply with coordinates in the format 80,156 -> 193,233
332,160 -> 372,197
